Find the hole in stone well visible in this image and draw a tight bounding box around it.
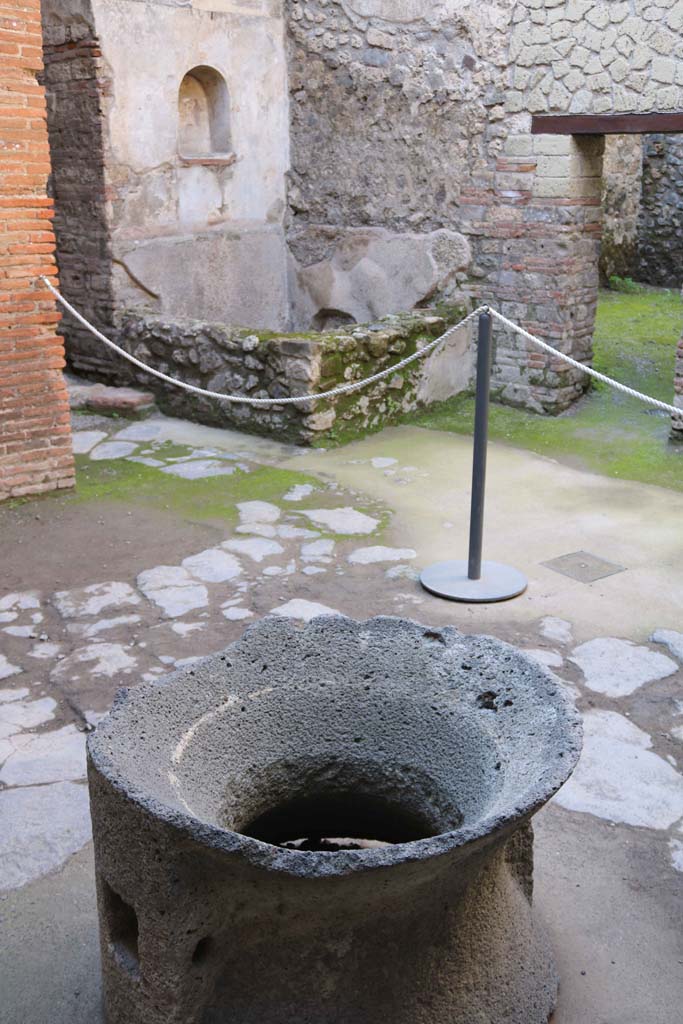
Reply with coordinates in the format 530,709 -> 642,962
476,691 -> 499,711
192,936 -> 214,965
102,879 -> 140,976
242,791 -> 439,851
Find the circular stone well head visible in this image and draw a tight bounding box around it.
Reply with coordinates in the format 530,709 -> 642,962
88,616 -> 582,1024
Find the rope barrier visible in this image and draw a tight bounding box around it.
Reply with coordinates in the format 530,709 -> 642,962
42,276 -> 683,418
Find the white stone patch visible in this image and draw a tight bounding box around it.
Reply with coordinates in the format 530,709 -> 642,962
385,564 -> 419,581
0,592 -> 40,612
540,617 -> 574,645
570,638 -> 678,697
171,621 -> 206,637
0,655 -> 22,681
300,508 -> 380,535
27,642 -> 61,660
0,697 -> 56,740
554,710 -> 683,829
303,566 -> 327,576
222,607 -> 253,621
371,457 -> 398,469
236,523 -> 277,538
271,599 -> 341,622
137,565 -> 209,618
128,456 -> 164,468
223,538 -> 284,563
0,782 -> 91,891
67,615 -> 141,639
71,430 -> 107,454
651,629 -> 683,663
51,643 -> 137,681
90,441 -> 138,461
672,725 -> 683,743
3,625 -> 34,638
670,825 -> 683,873
0,724 -> 86,786
160,460 -> 235,479
54,581 -> 141,619
0,688 -> 29,703
277,525 -> 319,540
114,421 -> 163,441
301,539 -> 335,561
0,612 -> 17,623
237,500 -> 280,524
182,548 -> 242,583
524,649 -> 564,669
348,546 -> 416,565
283,484 -> 314,501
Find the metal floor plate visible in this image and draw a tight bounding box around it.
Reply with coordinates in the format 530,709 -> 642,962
541,550 -> 625,583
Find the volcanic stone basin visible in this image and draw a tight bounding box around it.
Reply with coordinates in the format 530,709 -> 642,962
88,615 -> 582,1024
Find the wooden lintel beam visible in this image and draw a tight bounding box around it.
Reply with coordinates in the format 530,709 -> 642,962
531,113 -> 683,135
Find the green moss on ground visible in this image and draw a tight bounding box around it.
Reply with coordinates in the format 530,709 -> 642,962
406,287 -> 683,492
72,456 -> 323,524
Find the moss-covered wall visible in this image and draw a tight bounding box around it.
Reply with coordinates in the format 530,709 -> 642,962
116,304 -> 469,445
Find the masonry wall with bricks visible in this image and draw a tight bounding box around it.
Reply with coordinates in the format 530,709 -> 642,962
0,0 -> 73,502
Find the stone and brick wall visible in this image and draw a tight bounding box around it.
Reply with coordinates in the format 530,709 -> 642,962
114,305 -> 470,444
637,134 -> 683,289
0,0 -> 73,502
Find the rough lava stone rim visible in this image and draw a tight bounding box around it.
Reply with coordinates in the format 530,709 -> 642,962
87,616 -> 583,879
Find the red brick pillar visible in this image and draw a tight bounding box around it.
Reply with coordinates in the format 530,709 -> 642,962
0,0 -> 73,502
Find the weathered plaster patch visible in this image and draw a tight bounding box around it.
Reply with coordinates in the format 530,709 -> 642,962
270,599 -> 341,622
301,539 -> 335,560
0,782 -> 91,891
137,566 -> 209,618
160,460 -> 236,479
223,537 -> 285,562
171,622 -> 207,636
3,625 -> 34,638
0,724 -> 87,787
651,629 -> 683,662
0,697 -> 56,739
540,617 -> 574,646
523,649 -> 564,670
570,638 -> 678,696
237,500 -> 281,524
0,655 -> 22,681
51,643 -> 137,681
348,546 -> 416,564
182,548 -> 242,583
300,507 -> 380,534
67,615 -> 141,638
554,710 -> 683,830
71,430 -> 108,454
283,484 -> 315,501
90,441 -> 138,460
0,592 -> 40,612
222,606 -> 253,621
27,642 -> 62,660
54,581 -> 141,619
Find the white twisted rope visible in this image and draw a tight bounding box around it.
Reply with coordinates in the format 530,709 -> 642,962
42,276 -> 682,418
42,276 -> 481,407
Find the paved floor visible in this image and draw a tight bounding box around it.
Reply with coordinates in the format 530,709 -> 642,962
1,412 -> 682,1023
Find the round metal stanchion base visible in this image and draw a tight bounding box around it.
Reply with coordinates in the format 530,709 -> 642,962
420,560 -> 527,604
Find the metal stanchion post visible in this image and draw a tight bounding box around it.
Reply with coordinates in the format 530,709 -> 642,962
420,311 -> 527,603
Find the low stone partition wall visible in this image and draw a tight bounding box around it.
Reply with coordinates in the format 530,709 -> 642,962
115,305 -> 470,445
673,333 -> 683,442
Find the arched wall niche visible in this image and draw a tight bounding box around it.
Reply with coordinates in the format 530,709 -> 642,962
178,66 -> 232,163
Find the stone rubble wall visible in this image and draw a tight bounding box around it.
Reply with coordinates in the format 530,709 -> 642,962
0,0 -> 74,502
115,305 -> 470,444
40,0 -> 115,380
637,134 -> 683,288
600,135 -> 643,284
508,0 -> 683,116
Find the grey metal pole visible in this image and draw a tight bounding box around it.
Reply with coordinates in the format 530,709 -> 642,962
419,308 -> 527,603
467,311 -> 493,580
